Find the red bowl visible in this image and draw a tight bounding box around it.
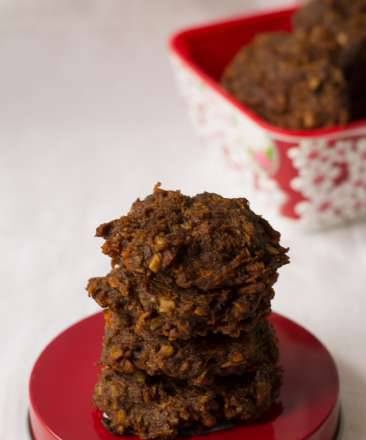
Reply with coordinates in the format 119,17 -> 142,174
170,6 -> 366,228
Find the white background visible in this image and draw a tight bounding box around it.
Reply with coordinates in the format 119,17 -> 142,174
1,1 -> 365,439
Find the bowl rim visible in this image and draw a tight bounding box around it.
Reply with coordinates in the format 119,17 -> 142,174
169,4 -> 366,140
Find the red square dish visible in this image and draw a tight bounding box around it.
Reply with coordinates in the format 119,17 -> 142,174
170,6 -> 366,228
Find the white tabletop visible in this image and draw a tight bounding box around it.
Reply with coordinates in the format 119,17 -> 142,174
1,1 -> 365,439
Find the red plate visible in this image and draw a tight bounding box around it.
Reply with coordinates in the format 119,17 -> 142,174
29,312 -> 340,440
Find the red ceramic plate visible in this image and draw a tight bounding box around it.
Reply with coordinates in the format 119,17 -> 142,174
29,312 -> 340,440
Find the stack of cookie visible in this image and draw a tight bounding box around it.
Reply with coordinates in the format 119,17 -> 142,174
87,185 -> 289,440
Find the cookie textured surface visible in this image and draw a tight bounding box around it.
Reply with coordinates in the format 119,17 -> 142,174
221,32 -> 350,130
293,0 -> 366,33
293,0 -> 366,120
87,272 -> 275,340
102,310 -> 279,386
95,186 -> 288,289
94,365 -> 281,440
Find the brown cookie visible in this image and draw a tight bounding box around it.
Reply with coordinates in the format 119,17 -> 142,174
293,0 -> 366,33
94,365 -> 281,439
102,310 -> 279,386
95,185 -> 289,291
221,32 -> 350,130
87,274 -> 275,340
293,1 -> 366,120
